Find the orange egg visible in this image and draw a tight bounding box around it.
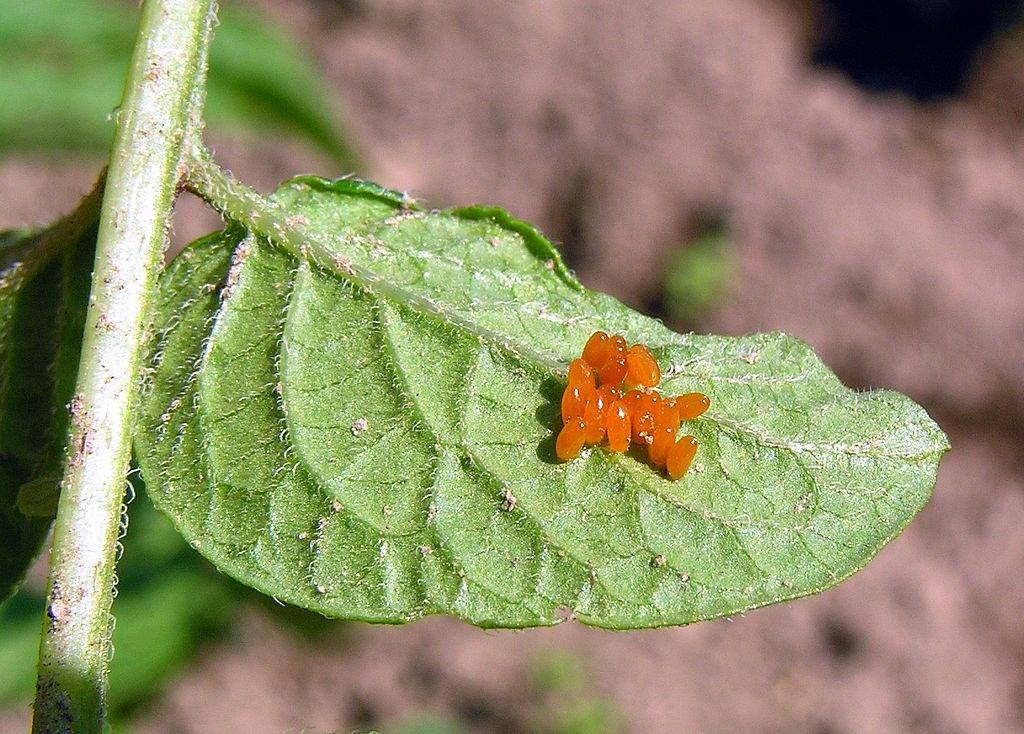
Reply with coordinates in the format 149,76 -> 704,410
666,435 -> 698,479
567,358 -> 595,392
597,355 -> 628,386
621,389 -> 642,426
659,397 -> 681,434
677,392 -> 711,420
582,331 -> 612,369
632,392 -> 661,441
562,332 -> 706,479
605,401 -> 631,453
625,344 -> 661,388
595,385 -> 619,415
561,384 -> 590,422
621,388 -> 643,413
648,424 -> 675,467
556,418 -> 588,461
582,394 -> 606,444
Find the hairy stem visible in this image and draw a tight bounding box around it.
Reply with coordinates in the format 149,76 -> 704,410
33,1 -> 216,731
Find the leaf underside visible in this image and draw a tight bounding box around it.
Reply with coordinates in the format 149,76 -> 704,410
0,220 -> 95,602
135,177 -> 948,629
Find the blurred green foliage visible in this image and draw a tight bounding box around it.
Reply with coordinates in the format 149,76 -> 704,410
531,649 -> 587,694
530,651 -> 624,734
662,221 -> 733,324
547,699 -> 623,734
0,481 -> 234,727
364,652 -> 623,734
1,472 -> 345,729
0,0 -> 357,168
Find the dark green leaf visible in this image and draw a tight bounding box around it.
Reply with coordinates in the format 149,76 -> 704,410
135,176 -> 948,629
16,476 -> 62,518
0,187 -> 100,602
0,0 -> 356,168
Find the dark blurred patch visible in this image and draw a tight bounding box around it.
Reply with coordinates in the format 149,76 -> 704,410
454,695 -> 519,733
812,0 -> 1023,99
404,658 -> 440,694
312,0 -> 368,25
350,694 -> 380,729
822,617 -> 860,662
546,171 -> 595,272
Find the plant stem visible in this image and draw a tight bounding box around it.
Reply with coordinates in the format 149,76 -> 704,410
32,1 -> 215,731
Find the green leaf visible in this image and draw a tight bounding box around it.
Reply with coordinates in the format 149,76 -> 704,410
0,0 -> 356,168
135,175 -> 948,629
0,188 -> 99,602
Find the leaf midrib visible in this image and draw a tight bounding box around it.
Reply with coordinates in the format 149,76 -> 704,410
186,160 -> 947,468
227,221 -> 943,467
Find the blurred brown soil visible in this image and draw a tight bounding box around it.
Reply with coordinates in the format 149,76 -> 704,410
3,0 -> 1024,732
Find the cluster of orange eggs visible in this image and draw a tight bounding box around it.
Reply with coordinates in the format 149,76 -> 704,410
556,331 -> 709,480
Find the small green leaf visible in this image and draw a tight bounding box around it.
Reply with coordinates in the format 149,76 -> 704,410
0,186 -> 99,602
135,176 -> 948,629
0,0 -> 356,168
